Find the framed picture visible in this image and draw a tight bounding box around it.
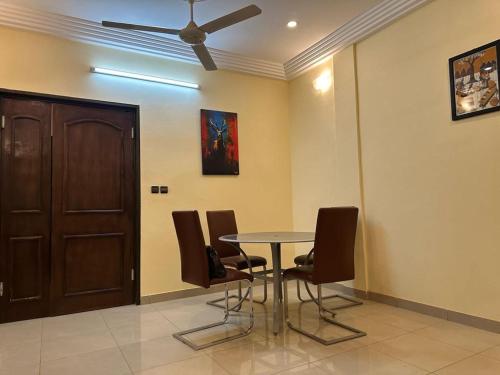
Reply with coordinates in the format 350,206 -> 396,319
449,40 -> 500,121
200,109 -> 239,175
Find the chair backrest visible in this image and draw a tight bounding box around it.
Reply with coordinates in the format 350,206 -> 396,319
206,210 -> 240,258
172,211 -> 210,288
312,207 -> 359,285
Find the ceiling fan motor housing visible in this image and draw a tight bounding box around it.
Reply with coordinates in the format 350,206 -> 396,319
180,21 -> 207,45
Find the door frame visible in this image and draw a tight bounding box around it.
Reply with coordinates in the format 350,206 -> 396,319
0,88 -> 141,306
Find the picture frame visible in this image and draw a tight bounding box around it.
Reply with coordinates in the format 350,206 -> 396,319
449,40 -> 500,121
200,109 -> 239,175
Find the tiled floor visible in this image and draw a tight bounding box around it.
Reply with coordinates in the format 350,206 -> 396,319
1,285 -> 499,375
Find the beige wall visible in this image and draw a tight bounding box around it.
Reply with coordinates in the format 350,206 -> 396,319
288,58 -> 335,247
0,26 -> 294,297
2,0 -> 499,322
287,0 -> 500,321
288,49 -> 369,291
355,0 -> 500,321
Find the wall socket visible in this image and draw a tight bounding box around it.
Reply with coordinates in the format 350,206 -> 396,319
151,186 -> 168,194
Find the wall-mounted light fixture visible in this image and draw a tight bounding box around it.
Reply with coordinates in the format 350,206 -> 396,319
313,70 -> 332,93
90,67 -> 200,90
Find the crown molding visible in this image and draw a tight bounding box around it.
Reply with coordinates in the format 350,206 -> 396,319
0,1 -> 429,81
0,2 -> 287,80
284,0 -> 429,80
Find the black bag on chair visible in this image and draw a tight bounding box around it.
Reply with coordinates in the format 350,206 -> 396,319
206,246 -> 227,278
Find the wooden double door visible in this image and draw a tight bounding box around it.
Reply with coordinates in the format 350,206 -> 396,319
0,95 -> 138,323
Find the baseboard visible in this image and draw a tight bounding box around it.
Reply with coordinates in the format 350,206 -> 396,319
141,280 -> 499,334
140,279 -> 264,304
327,283 -> 500,334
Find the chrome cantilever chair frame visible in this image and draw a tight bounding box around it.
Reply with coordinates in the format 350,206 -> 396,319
207,242 -> 267,312
172,248 -> 255,350
283,278 -> 366,345
296,249 -> 362,311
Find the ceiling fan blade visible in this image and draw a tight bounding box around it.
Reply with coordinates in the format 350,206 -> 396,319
102,21 -> 180,35
192,44 -> 217,71
199,5 -> 262,34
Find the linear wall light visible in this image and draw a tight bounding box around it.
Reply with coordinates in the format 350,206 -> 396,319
90,67 -> 200,89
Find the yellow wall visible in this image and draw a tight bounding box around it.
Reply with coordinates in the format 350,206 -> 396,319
288,57 -> 335,242
2,0 -> 499,322
356,0 -> 500,321
288,0 -> 500,321
288,49 -> 369,291
0,26 -> 294,297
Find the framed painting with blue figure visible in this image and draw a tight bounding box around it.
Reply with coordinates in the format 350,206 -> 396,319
201,109 -> 239,175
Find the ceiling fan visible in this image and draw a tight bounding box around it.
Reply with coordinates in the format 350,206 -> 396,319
102,0 -> 262,71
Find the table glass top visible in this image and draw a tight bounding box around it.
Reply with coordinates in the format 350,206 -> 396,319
220,232 -> 315,244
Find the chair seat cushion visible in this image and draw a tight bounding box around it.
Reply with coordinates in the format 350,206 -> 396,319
283,265 -> 314,282
221,255 -> 267,270
294,253 -> 314,265
210,268 -> 253,285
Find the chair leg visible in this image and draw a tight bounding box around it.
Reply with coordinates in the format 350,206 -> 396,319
283,278 -> 366,346
207,265 -> 268,310
297,280 -> 309,302
206,280 -> 249,312
303,281 -> 362,313
173,280 -> 254,351
252,265 -> 268,304
242,265 -> 267,304
295,264 -> 361,309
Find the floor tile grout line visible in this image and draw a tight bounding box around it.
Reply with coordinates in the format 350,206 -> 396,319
99,309 -> 135,375
467,345 -> 500,363
38,319 -> 43,375
291,328 -> 423,371
427,351 -> 493,373
7,296 -> 497,374
125,354 -> 231,375
303,343 -> 368,368
363,332 -> 436,372
207,353 -> 236,375
39,312 -> 109,344
101,309 -> 210,373
410,325 -> 500,354
366,332 -> 476,373
37,336 -> 117,368
480,344 -> 500,363
156,309 -> 184,331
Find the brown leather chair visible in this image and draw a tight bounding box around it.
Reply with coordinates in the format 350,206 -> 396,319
171,210 -> 254,350
283,207 -> 366,345
206,210 -> 268,310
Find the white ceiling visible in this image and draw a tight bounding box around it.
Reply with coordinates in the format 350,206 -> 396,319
2,0 -> 382,63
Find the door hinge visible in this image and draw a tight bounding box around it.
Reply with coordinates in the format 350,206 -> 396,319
0,282 -> 4,297
131,128 -> 135,139
1,115 -> 5,129
131,269 -> 135,281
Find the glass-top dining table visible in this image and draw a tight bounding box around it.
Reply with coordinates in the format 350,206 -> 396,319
219,232 -> 315,335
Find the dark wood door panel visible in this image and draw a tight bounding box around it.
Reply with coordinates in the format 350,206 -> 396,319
63,119 -> 125,213
51,103 -> 135,315
1,94 -> 138,323
8,116 -> 45,212
63,233 -> 125,297
8,236 -> 43,302
0,98 -> 51,323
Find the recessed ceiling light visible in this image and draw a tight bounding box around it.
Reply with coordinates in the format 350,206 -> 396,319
287,20 -> 297,29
